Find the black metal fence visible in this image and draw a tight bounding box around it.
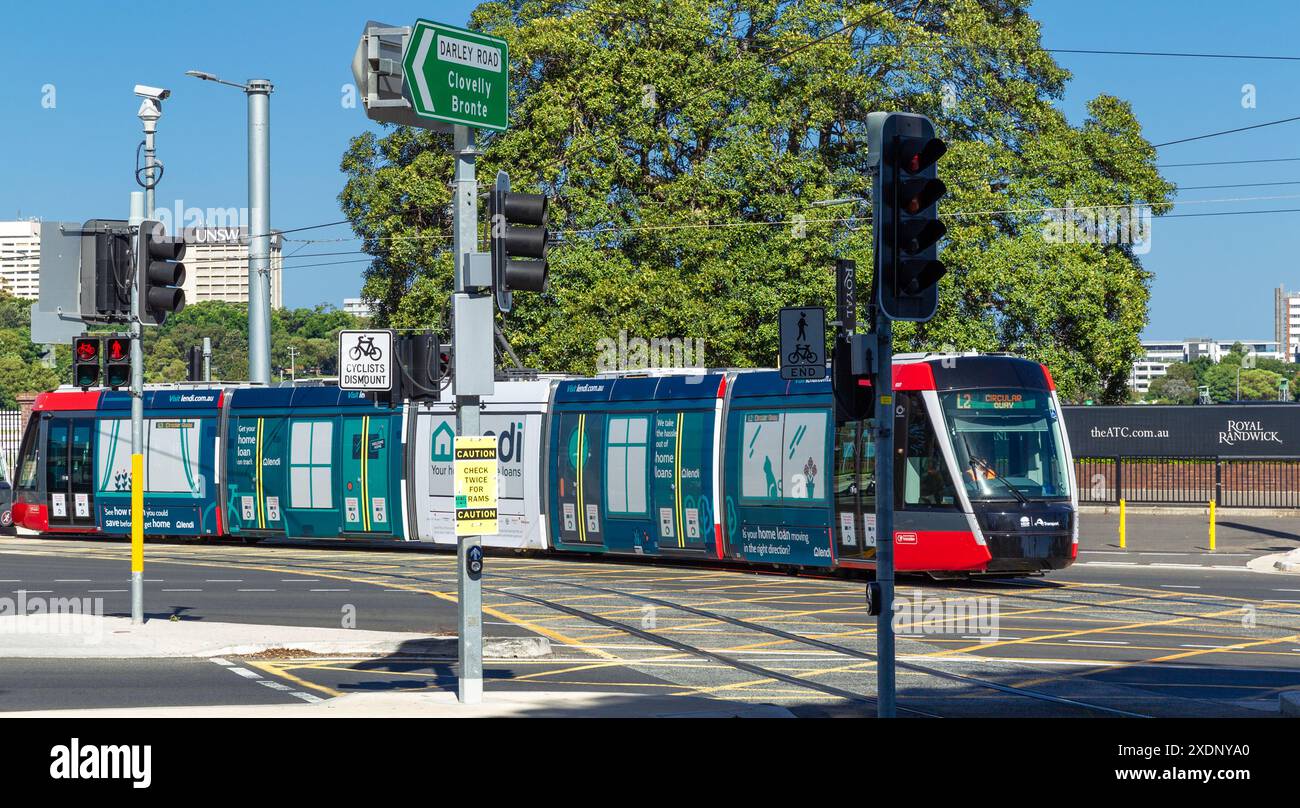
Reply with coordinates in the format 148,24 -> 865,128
1075,456 -> 1300,508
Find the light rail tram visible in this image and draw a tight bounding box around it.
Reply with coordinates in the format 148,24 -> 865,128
10,353 -> 1078,575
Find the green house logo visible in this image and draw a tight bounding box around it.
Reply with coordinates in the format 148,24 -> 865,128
431,422 -> 455,462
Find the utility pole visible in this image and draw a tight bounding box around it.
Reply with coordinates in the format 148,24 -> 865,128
287,345 -> 297,384
185,71 -> 274,385
202,336 -> 212,382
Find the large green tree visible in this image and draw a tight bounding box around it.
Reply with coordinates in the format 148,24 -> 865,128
339,0 -> 1173,401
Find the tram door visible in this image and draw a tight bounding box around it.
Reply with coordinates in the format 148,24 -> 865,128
833,418 -> 876,560
341,415 -> 392,535
45,417 -> 97,528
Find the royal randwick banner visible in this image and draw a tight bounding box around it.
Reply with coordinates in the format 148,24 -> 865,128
1063,405 -> 1300,458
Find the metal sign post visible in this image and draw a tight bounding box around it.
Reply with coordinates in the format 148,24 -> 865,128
128,192 -> 146,625
353,17 -> 505,707
450,124 -> 494,705
872,312 -> 895,717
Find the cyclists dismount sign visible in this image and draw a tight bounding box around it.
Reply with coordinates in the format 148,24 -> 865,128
338,329 -> 395,391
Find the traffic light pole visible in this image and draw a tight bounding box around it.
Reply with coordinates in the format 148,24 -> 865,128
873,310 -> 896,717
128,191 -> 147,625
452,125 -> 483,705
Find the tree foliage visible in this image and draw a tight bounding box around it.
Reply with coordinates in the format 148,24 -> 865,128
339,0 -> 1173,402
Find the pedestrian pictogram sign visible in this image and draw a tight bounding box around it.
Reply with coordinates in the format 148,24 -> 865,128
403,19 -> 509,131
454,436 -> 498,535
779,307 -> 826,380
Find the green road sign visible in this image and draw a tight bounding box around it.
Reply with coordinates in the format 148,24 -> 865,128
402,19 -> 508,131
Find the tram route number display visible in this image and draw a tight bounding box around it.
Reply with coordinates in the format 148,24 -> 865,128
454,436 -> 499,535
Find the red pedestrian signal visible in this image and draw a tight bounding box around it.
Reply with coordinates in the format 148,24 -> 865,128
73,337 -> 101,389
105,336 -> 130,389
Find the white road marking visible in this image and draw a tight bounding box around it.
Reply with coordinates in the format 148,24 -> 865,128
310,588 -> 349,592
54,579 -> 91,582
205,579 -> 243,583
1179,644 -> 1224,649
228,667 -> 262,679
87,589 -> 126,593
237,588 -> 276,592
1160,585 -> 1201,589
257,680 -> 293,691
209,658 -> 233,666
1067,639 -> 1129,645
281,579 -> 319,582
162,588 -> 201,592
292,692 -> 324,703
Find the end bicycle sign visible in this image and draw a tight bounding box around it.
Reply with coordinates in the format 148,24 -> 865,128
338,329 -> 394,391
403,19 -> 509,131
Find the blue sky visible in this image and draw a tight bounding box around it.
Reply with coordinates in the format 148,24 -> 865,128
1,1 -> 1297,341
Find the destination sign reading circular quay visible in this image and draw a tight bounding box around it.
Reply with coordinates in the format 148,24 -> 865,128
402,18 -> 509,131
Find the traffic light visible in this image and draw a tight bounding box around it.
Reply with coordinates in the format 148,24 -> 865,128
868,112 -> 947,322
489,170 -> 549,313
187,346 -> 203,382
439,342 -> 453,380
135,220 -> 187,325
73,337 -> 101,389
105,336 -> 130,389
78,219 -> 132,319
401,331 -> 441,401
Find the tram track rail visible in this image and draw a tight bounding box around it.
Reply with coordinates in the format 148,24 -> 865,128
485,571 -> 1150,718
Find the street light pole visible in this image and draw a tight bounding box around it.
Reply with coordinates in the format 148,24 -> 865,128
185,70 -> 274,385
246,79 -> 273,386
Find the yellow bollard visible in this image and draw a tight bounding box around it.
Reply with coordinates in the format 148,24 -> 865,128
1119,498 -> 1126,549
1209,499 -> 1216,552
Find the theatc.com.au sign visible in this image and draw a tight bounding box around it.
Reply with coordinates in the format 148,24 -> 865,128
1063,405 -> 1300,458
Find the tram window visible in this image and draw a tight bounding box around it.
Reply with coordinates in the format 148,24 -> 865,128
605,415 -> 649,516
46,421 -> 69,492
16,417 -> 39,491
70,420 -> 93,489
740,410 -> 828,504
289,420 -> 334,509
145,418 -> 201,494
901,395 -> 956,508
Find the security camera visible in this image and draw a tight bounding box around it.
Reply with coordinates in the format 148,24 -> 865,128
134,85 -> 171,101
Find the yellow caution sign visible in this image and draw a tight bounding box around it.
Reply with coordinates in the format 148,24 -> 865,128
454,436 -> 498,535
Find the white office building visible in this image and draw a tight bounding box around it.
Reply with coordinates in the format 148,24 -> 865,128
0,221 -> 282,308
1275,286 -> 1300,361
0,220 -> 42,298
343,297 -> 373,318
1130,337 -> 1285,394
